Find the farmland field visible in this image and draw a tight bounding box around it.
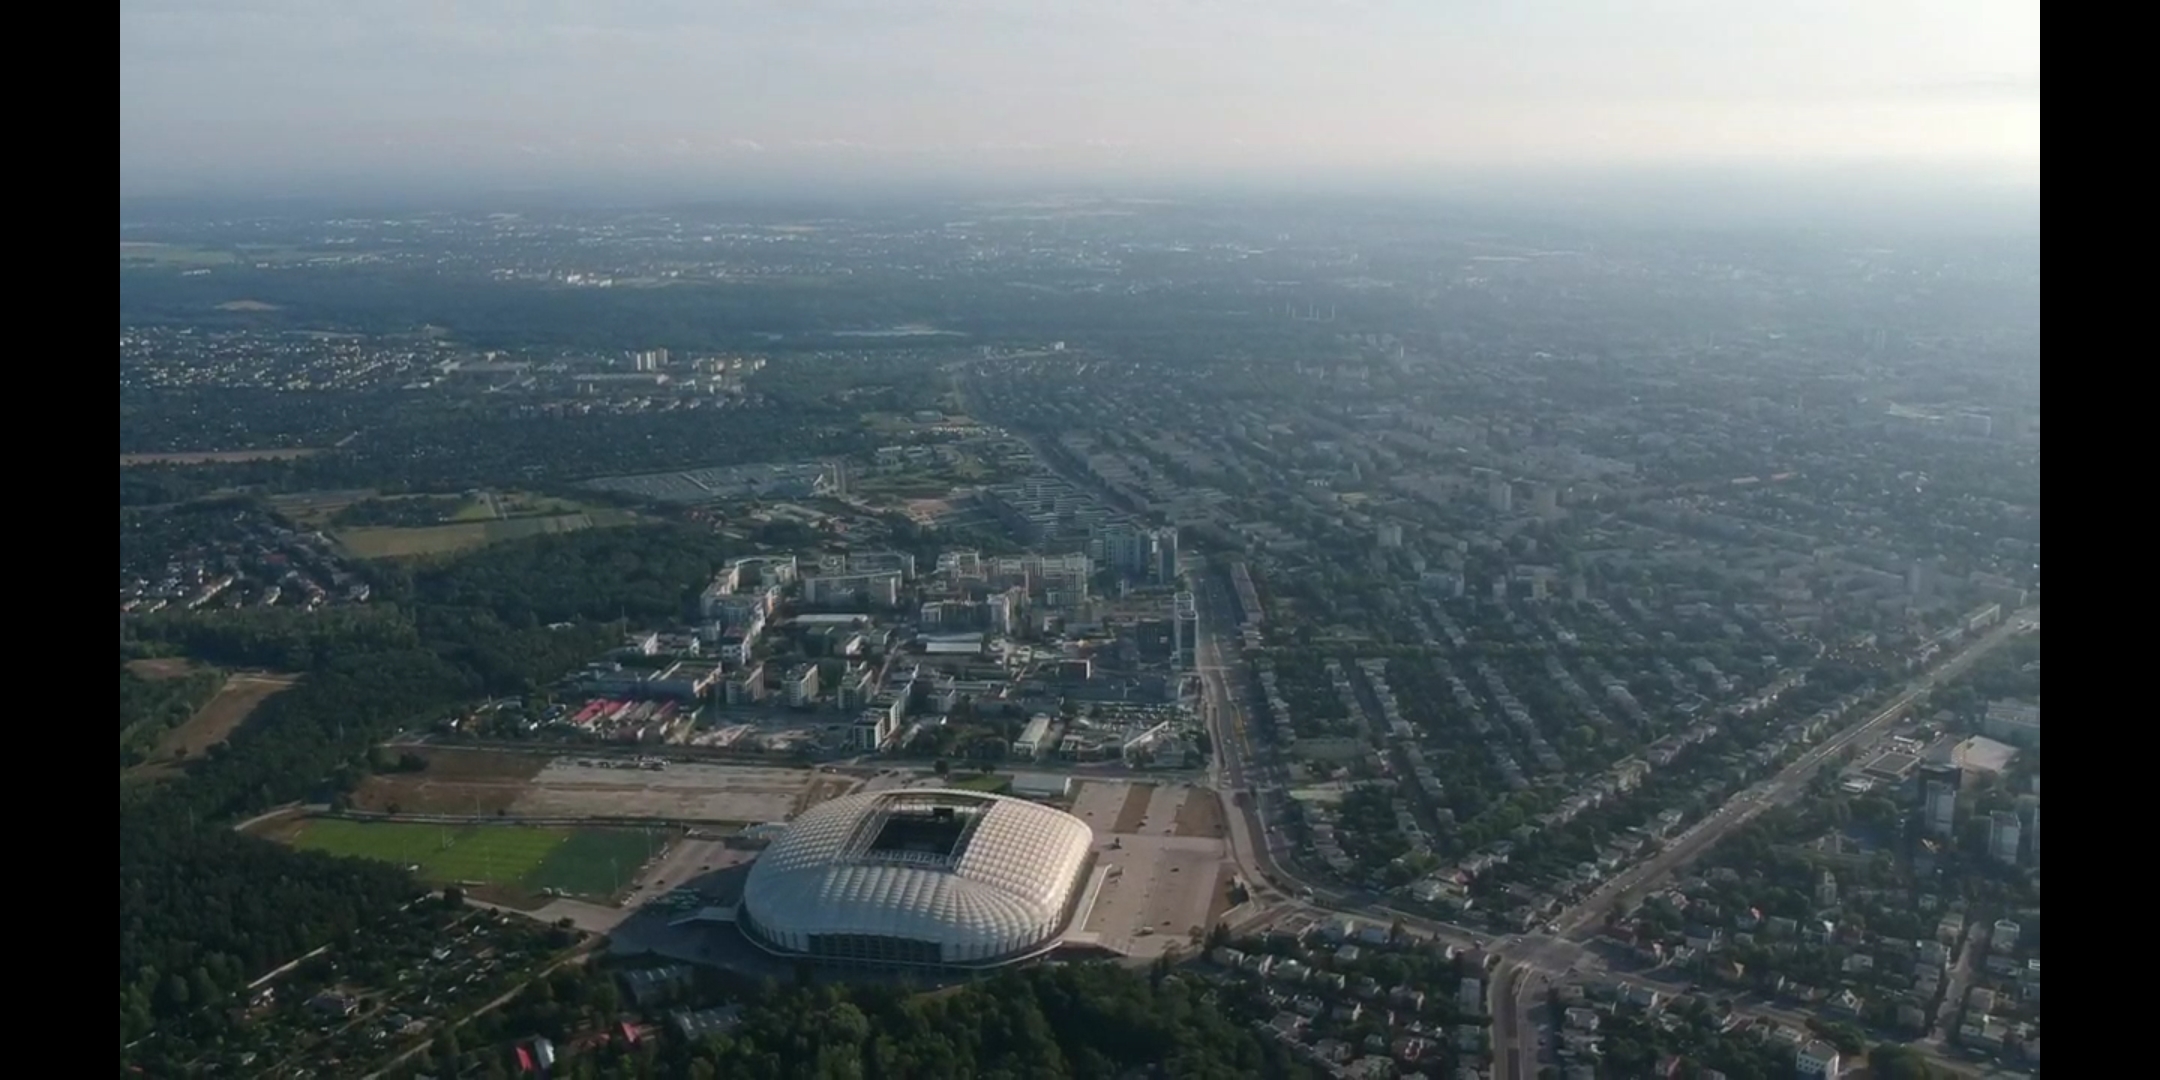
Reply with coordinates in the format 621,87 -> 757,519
284,819 -> 662,900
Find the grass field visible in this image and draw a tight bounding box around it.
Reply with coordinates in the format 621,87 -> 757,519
335,508 -> 637,559
287,819 -> 663,898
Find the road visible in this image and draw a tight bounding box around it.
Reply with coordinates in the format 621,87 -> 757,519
1556,606 -> 2035,940
1007,403 -> 2035,1079
1191,559 -> 1294,910
1482,608 -> 2035,1076
1931,922 -> 1988,1050
1192,597 -> 2032,1080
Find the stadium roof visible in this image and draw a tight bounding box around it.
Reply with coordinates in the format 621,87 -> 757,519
740,789 -> 1094,966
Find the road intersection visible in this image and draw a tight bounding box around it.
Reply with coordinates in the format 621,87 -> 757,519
1188,581 -> 2035,1079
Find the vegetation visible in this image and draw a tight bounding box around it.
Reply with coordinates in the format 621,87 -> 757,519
393,962 -> 1312,1080
119,664 -> 225,766
118,524 -> 744,1072
287,820 -> 662,897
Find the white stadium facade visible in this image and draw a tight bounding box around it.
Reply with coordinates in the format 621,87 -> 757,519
738,788 -> 1097,969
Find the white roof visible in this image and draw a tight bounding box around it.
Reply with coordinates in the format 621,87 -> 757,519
741,789 -> 1095,964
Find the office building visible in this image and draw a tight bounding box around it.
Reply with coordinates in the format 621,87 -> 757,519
1919,762 -> 1960,838
1988,810 -> 2022,866
1151,526 -> 1180,585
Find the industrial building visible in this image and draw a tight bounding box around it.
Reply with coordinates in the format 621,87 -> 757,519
738,790 -> 1096,969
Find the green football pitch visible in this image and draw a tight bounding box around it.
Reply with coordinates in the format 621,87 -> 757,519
288,819 -> 663,898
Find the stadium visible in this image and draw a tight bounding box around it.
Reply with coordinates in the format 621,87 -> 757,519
737,788 -> 1097,968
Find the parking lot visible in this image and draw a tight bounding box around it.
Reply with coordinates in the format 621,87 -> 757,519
1064,779 -> 1234,960
1082,832 -> 1228,959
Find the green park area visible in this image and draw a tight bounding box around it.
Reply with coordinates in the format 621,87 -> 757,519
286,819 -> 662,899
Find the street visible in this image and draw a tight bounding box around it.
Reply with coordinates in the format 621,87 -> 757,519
1188,580 -> 2034,1080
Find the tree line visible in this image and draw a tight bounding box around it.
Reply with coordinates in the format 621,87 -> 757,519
119,523 -> 743,1070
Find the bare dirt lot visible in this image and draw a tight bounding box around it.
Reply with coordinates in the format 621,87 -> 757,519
131,673 -> 297,777
513,760 -> 838,823
795,774 -> 859,815
1174,787 -> 1229,840
125,657 -> 200,680
120,448 -> 320,466
350,748 -> 550,815
350,753 -> 853,824
1113,783 -> 1158,834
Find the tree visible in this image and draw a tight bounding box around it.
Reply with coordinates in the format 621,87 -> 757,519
933,759 -> 950,778
1868,1043 -> 1942,1080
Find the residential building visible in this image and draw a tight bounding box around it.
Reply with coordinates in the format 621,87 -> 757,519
1982,699 -> 2040,748
1173,591 -> 1198,671
786,664 -> 820,708
1795,1039 -> 1840,1079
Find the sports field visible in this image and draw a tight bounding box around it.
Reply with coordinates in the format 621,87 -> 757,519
287,819 -> 663,898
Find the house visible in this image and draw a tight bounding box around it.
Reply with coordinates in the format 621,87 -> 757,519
1794,1039 -> 1840,1079
1564,1007 -> 1601,1032
1269,1012 -> 1306,1039
1393,1035 -> 1435,1063
1898,1001 -> 1930,1031
1333,1002 -> 1365,1023
1458,977 -> 1485,1015
1830,988 -> 1864,1016
308,992 -> 360,1017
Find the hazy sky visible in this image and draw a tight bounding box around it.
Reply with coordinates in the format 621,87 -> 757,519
120,0 -> 2039,197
